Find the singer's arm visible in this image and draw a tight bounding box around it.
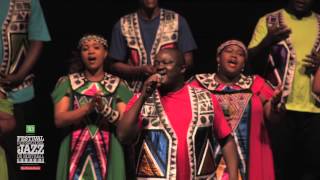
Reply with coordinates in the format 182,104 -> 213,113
117,74 -> 161,143
248,23 -> 291,73
117,93 -> 146,143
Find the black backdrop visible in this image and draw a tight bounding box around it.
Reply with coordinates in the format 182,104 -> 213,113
27,0 -> 319,179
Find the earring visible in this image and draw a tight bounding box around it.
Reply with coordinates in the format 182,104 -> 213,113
216,57 -> 221,72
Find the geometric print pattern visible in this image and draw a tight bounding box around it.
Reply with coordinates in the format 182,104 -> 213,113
195,73 -> 253,92
137,91 -> 177,179
69,128 -> 110,180
194,74 -> 254,179
136,87 -> 219,179
121,9 -> 179,66
214,91 -> 251,180
120,9 -> 178,93
1,0 -> 34,91
136,130 -> 169,178
214,92 -> 251,131
188,87 -> 217,179
65,73 -> 120,180
69,72 -> 120,94
266,11 -> 320,105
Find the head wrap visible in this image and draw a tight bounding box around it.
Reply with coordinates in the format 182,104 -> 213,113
217,40 -> 247,58
78,34 -> 108,49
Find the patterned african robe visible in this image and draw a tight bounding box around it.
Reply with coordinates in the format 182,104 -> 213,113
134,86 -> 221,179
52,72 -> 131,180
192,73 -> 275,180
1,0 -> 34,91
120,8 -> 179,93
265,10 -> 320,106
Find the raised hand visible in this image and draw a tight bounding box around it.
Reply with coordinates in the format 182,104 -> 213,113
141,64 -> 157,77
0,72 -> 25,90
265,25 -> 292,46
271,84 -> 284,113
303,50 -> 320,74
82,100 -> 96,116
141,73 -> 162,99
92,92 -> 104,112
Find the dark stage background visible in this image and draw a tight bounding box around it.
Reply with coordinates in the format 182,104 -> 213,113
26,0 -> 319,179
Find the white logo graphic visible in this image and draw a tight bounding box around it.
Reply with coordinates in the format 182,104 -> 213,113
17,136 -> 45,164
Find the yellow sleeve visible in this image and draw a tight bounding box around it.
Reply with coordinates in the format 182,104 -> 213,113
0,99 -> 13,115
248,16 -> 268,49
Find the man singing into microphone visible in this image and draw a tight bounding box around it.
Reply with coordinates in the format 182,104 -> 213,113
117,48 -> 239,180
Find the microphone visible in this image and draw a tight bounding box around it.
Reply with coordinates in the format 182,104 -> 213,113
145,73 -> 162,94
146,81 -> 157,94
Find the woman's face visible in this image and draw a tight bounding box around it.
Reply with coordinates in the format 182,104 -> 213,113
218,44 -> 246,77
80,39 -> 107,72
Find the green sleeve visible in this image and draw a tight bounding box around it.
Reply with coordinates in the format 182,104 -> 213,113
51,76 -> 72,104
115,81 -> 133,103
107,134 -> 126,180
0,99 -> 13,115
56,135 -> 70,180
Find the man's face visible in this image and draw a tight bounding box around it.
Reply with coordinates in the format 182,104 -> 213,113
140,0 -> 158,9
289,0 -> 314,13
154,50 -> 184,88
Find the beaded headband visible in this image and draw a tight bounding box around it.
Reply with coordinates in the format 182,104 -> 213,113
217,40 -> 247,58
78,35 -> 108,48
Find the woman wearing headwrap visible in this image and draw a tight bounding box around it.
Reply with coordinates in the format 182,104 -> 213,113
52,34 -> 132,180
189,40 -> 281,180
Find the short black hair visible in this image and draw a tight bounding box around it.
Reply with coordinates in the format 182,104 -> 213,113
157,48 -> 185,66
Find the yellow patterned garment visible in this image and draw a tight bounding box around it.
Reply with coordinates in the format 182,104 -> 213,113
0,146 -> 8,180
0,98 -> 13,115
0,98 -> 12,180
249,9 -> 320,113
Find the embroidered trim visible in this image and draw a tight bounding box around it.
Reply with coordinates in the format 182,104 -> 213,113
11,74 -> 34,91
137,90 -> 177,179
0,0 -> 31,74
78,35 -> 108,48
137,86 -> 217,179
121,12 -> 147,66
1,0 -> 32,90
120,9 -> 179,93
152,91 -> 178,179
1,0 -> 15,74
69,72 -> 120,93
266,10 -> 320,105
311,14 -> 320,104
99,104 -> 120,124
195,73 -> 253,91
150,9 -> 179,66
69,128 -> 110,180
187,86 -> 216,179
